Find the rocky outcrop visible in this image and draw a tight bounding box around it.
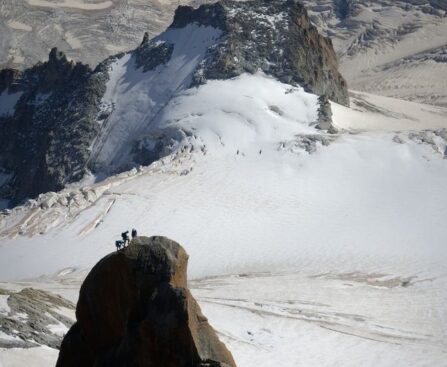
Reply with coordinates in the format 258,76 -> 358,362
173,0 -> 349,106
56,236 -> 236,367
0,48 -> 107,207
0,287 -> 75,349
316,95 -> 337,133
135,33 -> 174,72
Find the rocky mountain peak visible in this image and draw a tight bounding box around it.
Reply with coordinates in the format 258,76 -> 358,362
171,2 -> 227,29
140,32 -> 150,47
56,236 -> 236,367
169,0 -> 349,105
36,48 -> 90,93
48,47 -> 69,65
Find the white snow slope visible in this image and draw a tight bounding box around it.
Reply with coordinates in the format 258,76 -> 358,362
1,27 -> 447,366
92,24 -> 222,171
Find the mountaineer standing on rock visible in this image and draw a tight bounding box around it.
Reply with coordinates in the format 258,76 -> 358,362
115,240 -> 124,251
121,231 -> 130,246
131,228 -> 137,239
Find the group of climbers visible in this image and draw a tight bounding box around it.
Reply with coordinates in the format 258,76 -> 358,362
115,228 -> 138,251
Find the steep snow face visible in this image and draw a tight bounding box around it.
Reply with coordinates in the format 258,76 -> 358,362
92,24 -> 222,172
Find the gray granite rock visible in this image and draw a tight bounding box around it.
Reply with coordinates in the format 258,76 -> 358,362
0,287 -> 75,349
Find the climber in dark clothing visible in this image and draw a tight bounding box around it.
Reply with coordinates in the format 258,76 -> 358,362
115,240 -> 124,251
131,228 -> 137,239
121,231 -> 130,246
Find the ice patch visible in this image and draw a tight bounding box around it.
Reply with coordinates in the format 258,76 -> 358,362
0,90 -> 22,117
0,330 -> 21,342
0,295 -> 10,315
53,306 -> 75,320
47,321 -> 68,337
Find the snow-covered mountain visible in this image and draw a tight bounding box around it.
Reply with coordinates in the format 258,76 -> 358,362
1,0 -> 447,366
0,0 -> 348,207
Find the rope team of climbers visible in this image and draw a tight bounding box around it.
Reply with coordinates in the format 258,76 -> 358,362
115,228 -> 137,251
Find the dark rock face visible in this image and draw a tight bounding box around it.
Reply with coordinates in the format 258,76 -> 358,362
174,0 -> 349,106
56,236 -> 236,367
135,37 -> 174,72
0,69 -> 22,94
0,48 -> 109,207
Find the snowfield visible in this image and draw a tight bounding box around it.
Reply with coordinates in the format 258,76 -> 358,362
1,73 -> 447,365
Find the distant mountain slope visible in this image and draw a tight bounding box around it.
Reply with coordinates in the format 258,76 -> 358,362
0,0 -> 207,69
302,0 -> 447,107
2,0 -> 446,108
